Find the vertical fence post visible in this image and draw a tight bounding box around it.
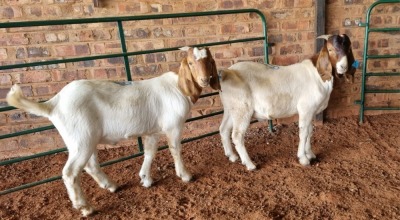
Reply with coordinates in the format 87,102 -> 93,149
117,21 -> 132,81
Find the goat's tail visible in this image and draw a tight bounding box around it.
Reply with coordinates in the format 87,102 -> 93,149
6,84 -> 52,117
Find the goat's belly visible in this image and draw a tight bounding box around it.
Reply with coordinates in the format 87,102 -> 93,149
100,125 -> 162,145
254,104 -> 297,120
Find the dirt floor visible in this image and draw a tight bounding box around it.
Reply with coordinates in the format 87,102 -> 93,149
0,113 -> 399,220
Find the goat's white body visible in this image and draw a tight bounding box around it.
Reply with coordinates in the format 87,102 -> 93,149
7,72 -> 193,216
219,61 -> 334,169
48,72 -> 190,145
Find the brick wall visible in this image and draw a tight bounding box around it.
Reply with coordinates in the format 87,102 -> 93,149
0,0 -> 399,159
325,0 -> 400,119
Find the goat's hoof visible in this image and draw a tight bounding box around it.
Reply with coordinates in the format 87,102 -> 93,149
227,154 -> 239,162
306,152 -> 316,160
80,205 -> 95,217
299,157 -> 311,166
107,184 -> 118,193
181,173 -> 193,183
140,178 -> 153,188
245,162 -> 257,171
101,181 -> 118,192
247,165 -> 257,171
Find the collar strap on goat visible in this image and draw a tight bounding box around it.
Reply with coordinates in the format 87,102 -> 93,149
217,70 -> 223,80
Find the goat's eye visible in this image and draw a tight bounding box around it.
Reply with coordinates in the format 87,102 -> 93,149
188,62 -> 193,65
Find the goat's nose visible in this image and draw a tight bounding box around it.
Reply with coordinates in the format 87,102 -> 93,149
201,78 -> 209,84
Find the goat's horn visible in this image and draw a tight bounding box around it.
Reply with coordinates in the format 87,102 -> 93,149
179,46 -> 191,51
316,35 -> 332,41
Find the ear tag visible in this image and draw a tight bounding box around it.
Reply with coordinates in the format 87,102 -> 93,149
218,70 -> 223,80
352,60 -> 360,69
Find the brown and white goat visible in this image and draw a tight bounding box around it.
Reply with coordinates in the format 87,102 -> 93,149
6,46 -> 220,216
218,34 -> 355,170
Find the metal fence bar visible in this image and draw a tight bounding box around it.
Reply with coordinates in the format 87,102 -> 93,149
0,37 -> 265,71
0,9 -> 269,195
0,125 -> 55,140
0,148 -> 67,166
357,0 -> 400,123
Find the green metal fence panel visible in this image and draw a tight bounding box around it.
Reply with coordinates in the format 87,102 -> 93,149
0,9 -> 269,195
356,0 -> 400,123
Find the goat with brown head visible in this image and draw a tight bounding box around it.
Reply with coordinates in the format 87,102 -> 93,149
178,46 -> 220,103
313,34 -> 356,83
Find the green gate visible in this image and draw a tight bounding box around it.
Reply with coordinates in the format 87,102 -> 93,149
0,9 -> 269,195
356,0 -> 400,123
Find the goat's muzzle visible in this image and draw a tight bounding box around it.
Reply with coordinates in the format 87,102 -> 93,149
336,56 -> 348,74
198,77 -> 210,87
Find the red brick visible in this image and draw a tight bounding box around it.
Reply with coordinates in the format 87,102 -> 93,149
93,30 -> 112,40
19,71 -> 51,83
43,5 -> 62,17
92,43 -> 106,54
4,34 -> 29,46
75,44 -> 90,56
77,30 -> 95,41
27,6 -> 42,17
28,33 -> 46,44
132,64 -> 161,76
272,55 -> 300,65
221,24 -> 249,34
283,0 -> 294,7
34,85 -> 50,96
280,44 -> 303,55
130,40 -> 164,51
92,69 -> 108,79
0,48 -> 7,59
54,45 -> 75,57
0,74 -> 12,86
0,139 -> 20,155
27,47 -> 50,58
281,21 -> 298,30
0,6 -> 22,19
169,39 -> 198,48
214,48 -> 244,59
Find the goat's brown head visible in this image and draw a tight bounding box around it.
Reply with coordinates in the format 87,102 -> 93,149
178,46 -> 220,103
314,34 -> 356,82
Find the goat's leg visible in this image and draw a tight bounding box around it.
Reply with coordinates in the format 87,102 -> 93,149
139,135 -> 159,187
166,129 -> 192,182
231,112 -> 256,170
84,152 -> 118,192
219,111 -> 239,162
297,113 -> 314,166
304,123 -> 316,161
62,145 -> 95,216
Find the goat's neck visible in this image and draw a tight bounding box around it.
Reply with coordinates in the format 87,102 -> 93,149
310,53 -> 333,82
176,72 -> 202,104
188,81 -> 202,103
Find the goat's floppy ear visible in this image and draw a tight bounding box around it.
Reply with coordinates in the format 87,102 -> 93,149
316,42 -> 333,81
346,47 -> 356,83
178,58 -> 201,103
206,48 -> 221,91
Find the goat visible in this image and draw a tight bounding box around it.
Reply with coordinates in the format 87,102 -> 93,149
218,34 -> 355,170
6,46 -> 220,216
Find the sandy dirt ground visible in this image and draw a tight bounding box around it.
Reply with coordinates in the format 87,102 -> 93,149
1,113 -> 400,220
